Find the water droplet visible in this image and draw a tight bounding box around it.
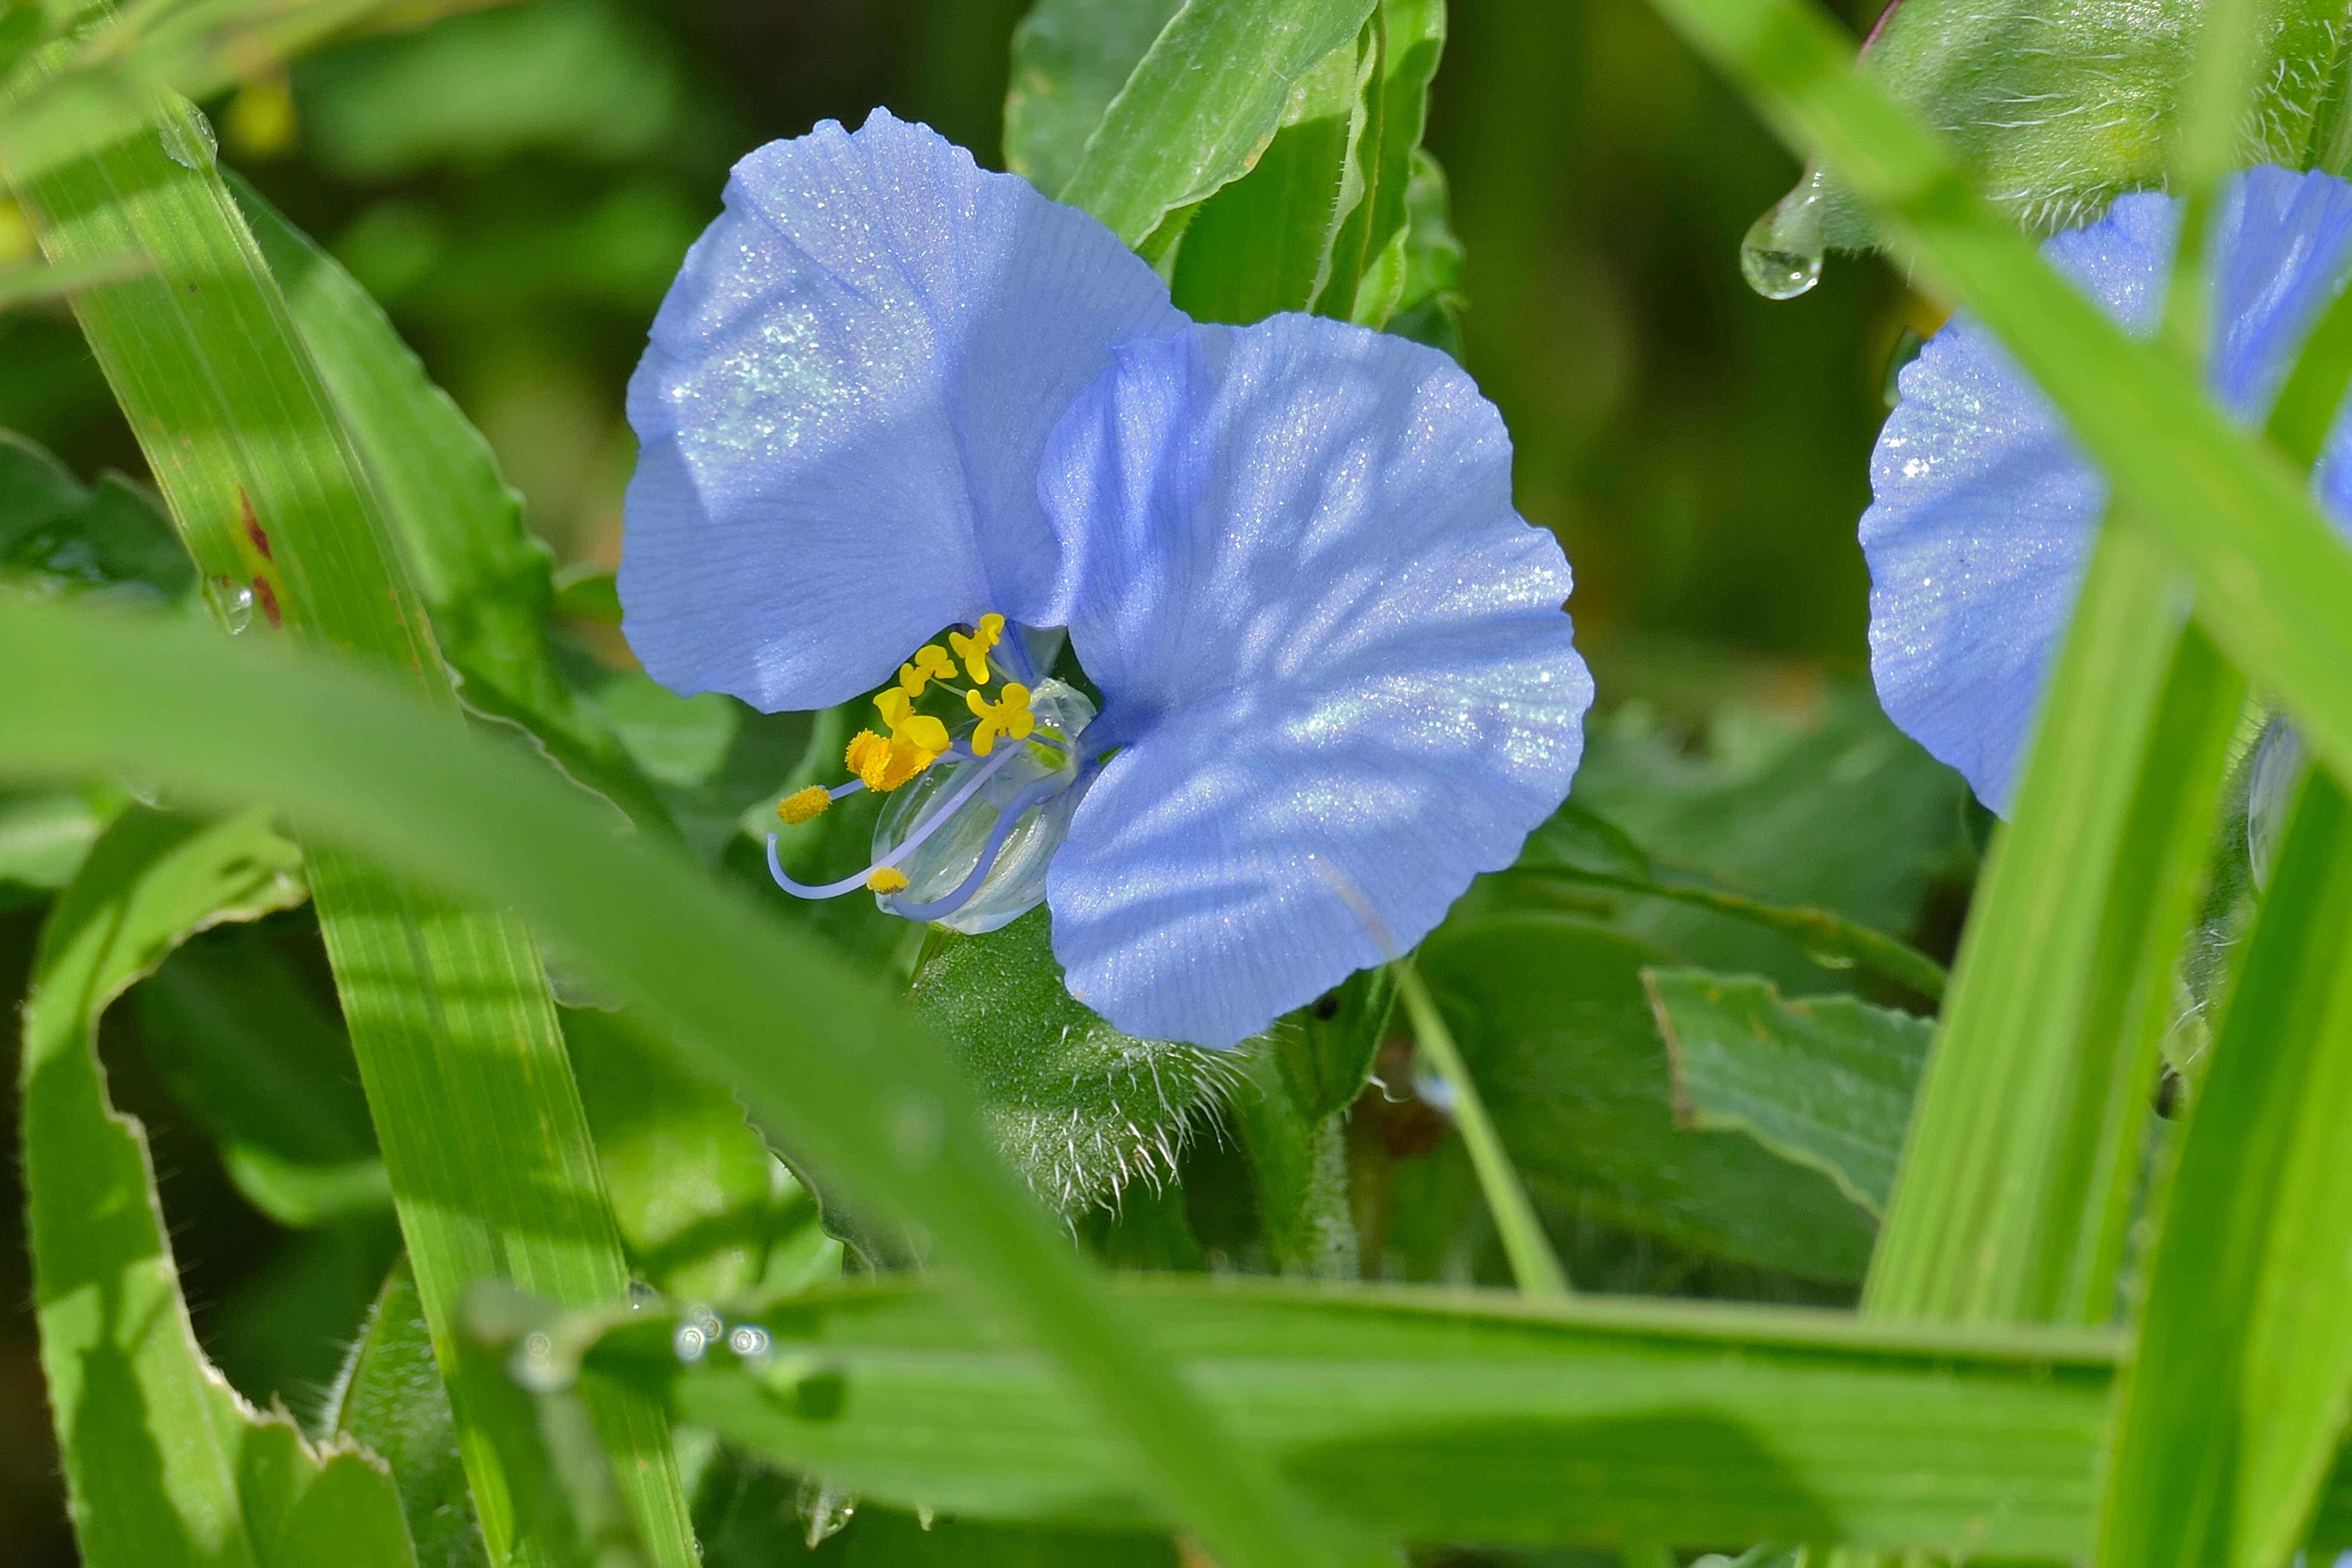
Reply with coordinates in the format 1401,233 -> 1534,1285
204,576 -> 254,634
1741,168 -> 1828,301
673,1304 -> 723,1363
159,108 -> 218,172
726,1324 -> 770,1359
796,1479 -> 856,1547
510,1328 -> 573,1392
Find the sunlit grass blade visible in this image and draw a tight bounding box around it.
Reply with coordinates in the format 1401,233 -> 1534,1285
562,1274 -> 2117,1556
9,86 -> 695,1565
21,804 -> 419,1568
1060,0 -> 1377,245
2098,770 -> 2352,1568
227,176 -> 673,834
0,247 -> 145,307
0,592 -> 1370,1568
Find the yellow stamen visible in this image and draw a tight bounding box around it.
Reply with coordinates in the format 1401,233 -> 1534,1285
965,681 -> 1036,758
846,728 -> 940,792
866,866 -> 910,894
896,644 -> 956,698
777,786 -> 831,826
948,612 -> 1006,684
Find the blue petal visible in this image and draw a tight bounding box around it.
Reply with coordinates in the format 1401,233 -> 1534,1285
1864,167 -> 2352,813
1036,316 -> 1592,1048
621,108 -> 1185,711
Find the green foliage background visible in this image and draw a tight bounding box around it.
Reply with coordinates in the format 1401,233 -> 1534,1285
0,0 -> 1968,1561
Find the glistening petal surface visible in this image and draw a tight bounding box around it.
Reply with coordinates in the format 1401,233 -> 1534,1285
1863,165 -> 2352,813
1038,317 -> 1592,1049
621,108 -> 1185,712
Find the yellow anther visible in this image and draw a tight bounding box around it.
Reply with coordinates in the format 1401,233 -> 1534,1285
872,688 -> 951,754
896,644 -> 956,698
777,786 -> 831,826
846,728 -> 939,793
948,612 -> 1006,684
866,866 -> 910,894
965,681 -> 1036,757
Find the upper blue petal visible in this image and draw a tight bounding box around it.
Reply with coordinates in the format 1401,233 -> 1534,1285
1035,315 -> 1593,1048
1864,165 -> 2352,813
620,108 -> 1185,712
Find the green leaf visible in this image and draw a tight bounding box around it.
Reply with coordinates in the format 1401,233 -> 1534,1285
1228,1040 -> 1360,1279
1168,30 -> 1367,323
1509,802 -> 1948,1003
0,428 -> 192,603
0,778 -> 124,898
0,597 -> 1366,1568
230,177 -> 674,836
1420,914 -> 1877,1283
1060,0 -> 1380,245
1315,0 -> 1447,326
834,1510 -> 1178,1565
576,1274 -> 2118,1556
16,78 -> 697,1564
1274,964 -> 1396,1122
138,928 -> 391,1227
327,1259 -> 490,1568
21,805 -> 417,1568
1004,0 -> 1187,198
908,908 -> 1241,1217
566,1004 -> 836,1300
2099,771 -> 2352,1568
1645,968 -> 1933,1217
1382,149 -> 1465,354
1552,687 -> 1969,999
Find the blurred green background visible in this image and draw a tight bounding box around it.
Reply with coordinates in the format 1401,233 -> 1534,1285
0,0 -> 1917,1556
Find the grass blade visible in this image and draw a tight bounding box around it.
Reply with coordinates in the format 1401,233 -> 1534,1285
21,805 -> 418,1568
9,86 -> 695,1565
576,1274 -> 2117,1556
2098,772 -> 2352,1568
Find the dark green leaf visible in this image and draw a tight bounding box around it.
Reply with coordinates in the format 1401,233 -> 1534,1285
0,429 -> 191,603
1421,914 -> 1877,1282
1553,686 -> 1969,998
1646,968 -> 1932,1216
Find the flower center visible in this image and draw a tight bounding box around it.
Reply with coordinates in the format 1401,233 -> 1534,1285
764,615 -> 1097,933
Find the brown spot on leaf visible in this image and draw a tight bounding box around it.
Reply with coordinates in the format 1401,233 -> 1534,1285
237,488 -> 271,559
252,576 -> 281,629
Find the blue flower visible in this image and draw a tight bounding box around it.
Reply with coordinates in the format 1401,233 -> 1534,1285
1864,165 -> 2352,813
624,111 -> 1592,1048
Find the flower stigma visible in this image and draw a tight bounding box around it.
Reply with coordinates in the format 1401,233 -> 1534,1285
766,616 -> 1097,934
